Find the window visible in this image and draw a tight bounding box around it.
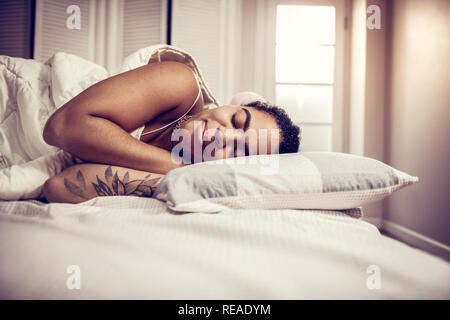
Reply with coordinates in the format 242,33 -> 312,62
270,0 -> 346,152
32,0 -> 235,99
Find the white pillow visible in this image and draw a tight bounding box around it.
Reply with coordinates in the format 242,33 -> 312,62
154,152 -> 418,213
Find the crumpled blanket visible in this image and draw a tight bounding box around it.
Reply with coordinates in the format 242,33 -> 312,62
0,44 -> 220,200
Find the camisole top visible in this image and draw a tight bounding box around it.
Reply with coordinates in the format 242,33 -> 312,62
129,72 -> 202,141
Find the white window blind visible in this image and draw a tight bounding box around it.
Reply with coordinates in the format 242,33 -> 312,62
171,0 -> 223,102
34,0 -> 92,62
33,0 -> 236,95
34,0 -> 166,70
123,0 -> 166,58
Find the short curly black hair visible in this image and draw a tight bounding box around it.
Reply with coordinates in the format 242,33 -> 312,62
244,100 -> 301,154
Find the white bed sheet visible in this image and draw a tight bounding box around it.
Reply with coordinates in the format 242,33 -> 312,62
0,197 -> 448,299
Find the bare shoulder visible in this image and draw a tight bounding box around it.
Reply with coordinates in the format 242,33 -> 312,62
144,60 -> 198,87
147,61 -> 204,118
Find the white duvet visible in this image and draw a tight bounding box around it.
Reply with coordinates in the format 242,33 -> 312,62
0,45 -> 219,200
0,197 -> 449,299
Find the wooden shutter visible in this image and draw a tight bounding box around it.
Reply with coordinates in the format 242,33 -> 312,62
34,0 -> 92,62
171,0 -> 222,101
0,0 -> 33,58
122,0 -> 166,58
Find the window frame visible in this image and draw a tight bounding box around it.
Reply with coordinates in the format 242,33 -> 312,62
263,0 -> 348,152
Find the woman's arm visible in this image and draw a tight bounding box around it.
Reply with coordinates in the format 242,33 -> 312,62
43,61 -> 203,174
43,163 -> 165,204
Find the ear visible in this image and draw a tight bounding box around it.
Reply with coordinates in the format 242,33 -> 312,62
229,91 -> 267,106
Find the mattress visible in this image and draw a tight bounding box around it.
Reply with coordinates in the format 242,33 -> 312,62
0,197 -> 449,299
0,45 -> 220,201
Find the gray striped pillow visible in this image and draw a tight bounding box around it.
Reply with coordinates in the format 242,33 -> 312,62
154,152 -> 418,213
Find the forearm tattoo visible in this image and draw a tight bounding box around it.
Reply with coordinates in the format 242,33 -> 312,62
63,166 -> 162,199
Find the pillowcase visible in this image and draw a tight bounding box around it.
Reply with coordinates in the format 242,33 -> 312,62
154,152 -> 418,213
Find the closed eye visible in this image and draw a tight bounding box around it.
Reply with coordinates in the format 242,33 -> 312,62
231,113 -> 237,129
231,110 -> 247,130
231,110 -> 250,156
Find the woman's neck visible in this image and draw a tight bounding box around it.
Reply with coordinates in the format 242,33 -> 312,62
147,125 -> 175,151
147,114 -> 194,152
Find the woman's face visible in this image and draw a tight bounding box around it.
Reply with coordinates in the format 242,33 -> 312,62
175,105 -> 281,163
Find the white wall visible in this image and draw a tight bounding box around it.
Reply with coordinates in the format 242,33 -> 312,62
347,0 -> 449,258
364,0 -> 387,163
348,0 -> 388,225
239,0 -> 257,93
348,0 -> 367,157
384,0 -> 450,249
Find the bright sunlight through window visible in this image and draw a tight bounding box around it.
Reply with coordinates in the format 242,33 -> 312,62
275,5 -> 336,151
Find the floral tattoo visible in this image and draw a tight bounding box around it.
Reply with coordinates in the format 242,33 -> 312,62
63,166 -> 161,199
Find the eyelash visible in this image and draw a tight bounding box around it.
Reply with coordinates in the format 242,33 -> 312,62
231,112 -> 249,156
232,113 -> 238,128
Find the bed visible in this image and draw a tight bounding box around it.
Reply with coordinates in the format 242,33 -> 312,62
1,46 -> 449,300
0,196 -> 449,299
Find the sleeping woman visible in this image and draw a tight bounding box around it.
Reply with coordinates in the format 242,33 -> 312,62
42,61 -> 300,203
